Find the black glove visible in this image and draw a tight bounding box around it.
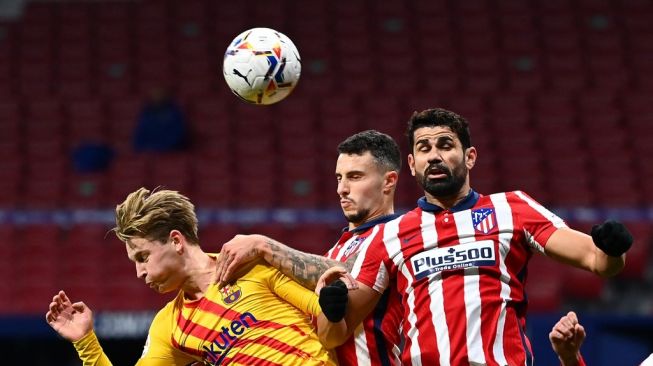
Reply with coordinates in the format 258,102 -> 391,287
319,279 -> 348,323
590,220 -> 633,257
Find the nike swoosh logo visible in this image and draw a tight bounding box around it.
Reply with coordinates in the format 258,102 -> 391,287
403,234 -> 419,243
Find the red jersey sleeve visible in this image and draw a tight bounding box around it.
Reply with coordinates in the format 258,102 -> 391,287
508,191 -> 567,252
350,223 -> 392,294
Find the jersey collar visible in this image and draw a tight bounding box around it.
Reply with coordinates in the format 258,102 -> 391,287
343,213 -> 402,234
417,189 -> 479,213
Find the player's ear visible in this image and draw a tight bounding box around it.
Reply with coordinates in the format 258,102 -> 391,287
169,230 -> 184,253
383,170 -> 399,193
465,147 -> 477,170
407,154 -> 416,176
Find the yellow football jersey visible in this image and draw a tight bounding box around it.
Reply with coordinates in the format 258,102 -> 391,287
73,257 -> 335,366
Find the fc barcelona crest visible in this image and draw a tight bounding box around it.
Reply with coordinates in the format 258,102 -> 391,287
471,208 -> 496,234
220,284 -> 242,305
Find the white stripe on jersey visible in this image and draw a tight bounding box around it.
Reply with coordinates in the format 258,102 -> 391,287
421,210 -> 450,366
404,263 -> 422,366
489,193 -> 515,366
429,272 -> 449,366
352,322 -> 370,366
454,210 -> 486,365
333,241 -> 347,262
326,245 -> 337,259
515,191 -> 566,253
351,225 -> 387,290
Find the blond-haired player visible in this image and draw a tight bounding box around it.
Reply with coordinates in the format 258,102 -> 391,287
46,187 -> 335,365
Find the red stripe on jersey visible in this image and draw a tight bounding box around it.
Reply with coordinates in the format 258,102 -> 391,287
253,336 -> 311,359
177,314 -> 305,344
217,334 -> 314,358
225,352 -> 284,366
334,338 -> 355,365
199,298 -> 247,319
362,316 -> 380,363
502,307 -> 527,364
477,265 -> 503,366
175,299 -> 240,342
174,322 -> 315,362
176,297 -> 307,345
209,335 -> 312,365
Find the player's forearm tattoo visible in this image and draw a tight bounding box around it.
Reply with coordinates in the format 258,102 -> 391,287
263,238 -> 344,290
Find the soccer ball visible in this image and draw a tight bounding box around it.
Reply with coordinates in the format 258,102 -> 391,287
223,27 -> 301,105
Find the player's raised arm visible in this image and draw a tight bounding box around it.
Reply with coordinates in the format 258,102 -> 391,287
215,234 -> 356,290
544,220 -> 632,277
46,291 -> 113,366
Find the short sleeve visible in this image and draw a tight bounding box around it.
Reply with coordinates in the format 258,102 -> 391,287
351,223 -> 391,293
509,191 -> 567,252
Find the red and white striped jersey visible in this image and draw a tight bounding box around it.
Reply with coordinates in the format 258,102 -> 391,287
326,214 -> 403,366
353,190 -> 567,366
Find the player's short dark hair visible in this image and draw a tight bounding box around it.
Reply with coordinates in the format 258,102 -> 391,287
406,108 -> 472,151
337,130 -> 401,173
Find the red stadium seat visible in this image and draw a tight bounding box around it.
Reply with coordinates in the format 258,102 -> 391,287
58,60 -> 92,82
67,99 -> 108,142
64,173 -> 109,208
562,266 -> 605,300
285,223 -> 341,255
192,178 -> 232,207
0,166 -> 20,207
60,225 -> 109,304
414,0 -> 449,16
616,222 -> 652,279
150,161 -> 192,194
279,157 -> 324,208
59,3 -> 92,23
593,170 -> 641,206
200,224 -> 241,250
507,69 -> 543,92
97,1 -> 134,22
107,154 -> 149,201
0,101 -> 22,135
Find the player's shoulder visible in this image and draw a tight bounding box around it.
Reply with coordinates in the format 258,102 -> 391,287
240,259 -> 278,280
391,209 -> 418,224
150,291 -> 183,331
489,190 -> 539,203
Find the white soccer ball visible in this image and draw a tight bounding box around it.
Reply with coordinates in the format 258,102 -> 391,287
223,27 -> 301,105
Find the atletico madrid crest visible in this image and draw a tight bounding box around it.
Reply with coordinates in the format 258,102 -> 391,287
471,208 -> 496,234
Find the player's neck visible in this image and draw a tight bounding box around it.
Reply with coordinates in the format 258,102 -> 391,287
181,247 -> 216,301
425,185 -> 471,210
349,204 -> 394,230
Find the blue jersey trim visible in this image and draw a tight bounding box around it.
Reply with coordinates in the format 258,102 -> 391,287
342,213 -> 402,235
417,189 -> 480,213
